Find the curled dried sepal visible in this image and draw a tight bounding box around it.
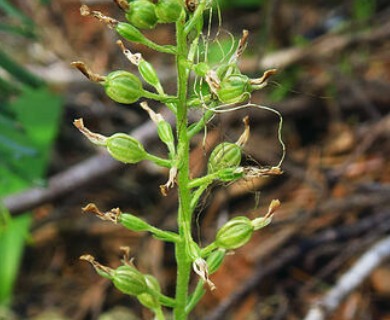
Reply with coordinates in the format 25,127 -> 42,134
80,254 -> 114,279
113,0 -> 129,11
160,167 -> 177,196
117,40 -> 143,66
250,69 -> 278,89
70,61 -> 105,82
82,203 -> 119,223
73,118 -> 107,146
235,116 -> 250,147
252,199 -> 280,230
140,101 -> 164,124
80,5 -> 118,29
185,0 -> 197,12
230,29 -> 249,63
193,258 -> 216,291
243,166 -> 283,178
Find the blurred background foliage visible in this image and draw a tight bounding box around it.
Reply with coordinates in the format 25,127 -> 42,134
0,0 -> 62,308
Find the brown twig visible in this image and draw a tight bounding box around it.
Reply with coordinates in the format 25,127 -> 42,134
303,235 -> 390,320
204,206 -> 390,320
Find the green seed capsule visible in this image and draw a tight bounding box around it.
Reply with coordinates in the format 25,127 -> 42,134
137,274 -> 161,309
208,142 -> 241,174
115,22 -> 146,43
113,265 -> 147,296
118,213 -> 151,232
106,133 -> 147,164
125,0 -> 158,29
206,249 -> 226,274
105,71 -> 143,104
138,60 -> 161,88
216,74 -> 251,104
215,216 -> 254,250
155,0 -> 183,23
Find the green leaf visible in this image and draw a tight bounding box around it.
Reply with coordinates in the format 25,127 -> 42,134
0,208 -> 32,306
0,86 -> 62,305
0,86 -> 63,192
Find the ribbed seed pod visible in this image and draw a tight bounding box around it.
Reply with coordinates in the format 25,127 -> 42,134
215,216 -> 254,250
216,74 -> 250,104
104,71 -> 143,104
206,249 -> 226,274
106,133 -> 147,164
155,0 -> 183,23
115,22 -> 146,42
113,265 -> 147,296
118,213 -> 151,232
125,0 -> 158,29
208,142 -> 241,174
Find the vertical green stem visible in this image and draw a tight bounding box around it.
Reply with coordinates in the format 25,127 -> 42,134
174,15 -> 193,320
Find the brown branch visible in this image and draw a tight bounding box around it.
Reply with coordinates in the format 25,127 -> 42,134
304,235 -> 390,320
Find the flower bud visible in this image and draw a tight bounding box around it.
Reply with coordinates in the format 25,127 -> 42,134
215,216 -> 254,250
125,0 -> 158,29
113,265 -> 148,296
140,102 -> 175,156
118,213 -> 152,232
194,62 -> 210,77
206,249 -> 226,274
216,74 -> 251,104
155,0 -> 184,23
216,63 -> 240,80
137,274 -> 161,309
157,121 -> 175,154
208,142 -> 241,174
106,133 -> 147,164
104,71 -> 143,104
116,22 -> 146,42
138,60 -> 161,88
